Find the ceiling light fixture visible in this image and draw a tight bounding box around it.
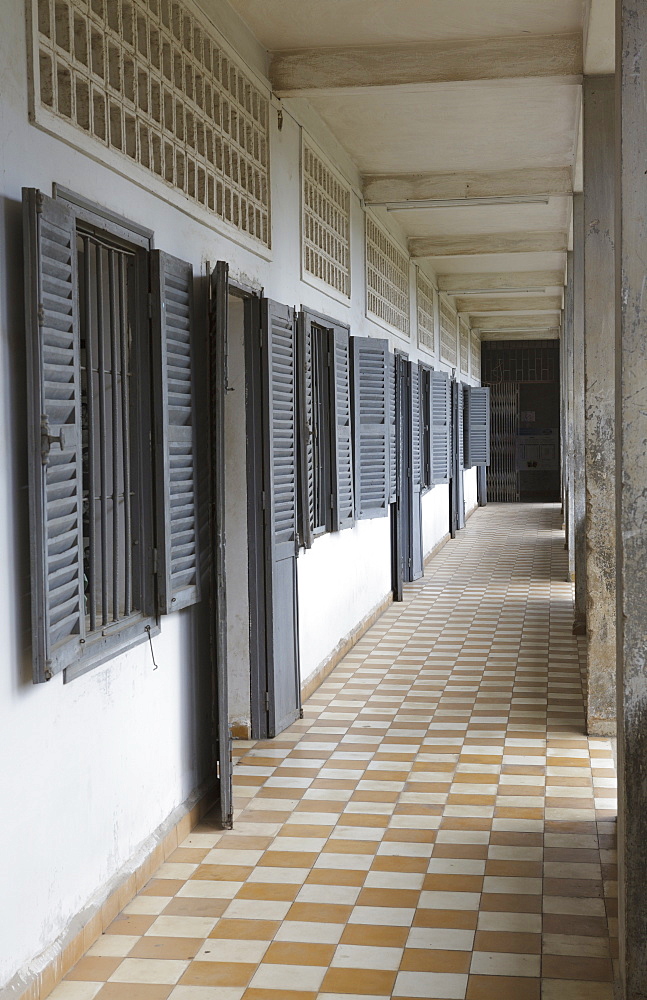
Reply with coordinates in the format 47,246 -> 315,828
374,196 -> 551,211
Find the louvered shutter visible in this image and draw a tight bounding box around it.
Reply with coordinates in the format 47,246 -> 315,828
23,188 -> 85,681
457,382 -> 465,470
297,312 -> 314,548
387,352 -> 397,502
151,251 -> 200,613
419,366 -> 431,491
352,337 -> 389,519
464,385 -> 491,467
431,370 -> 451,485
261,299 -> 300,736
410,363 -> 422,492
330,326 -> 354,531
409,362 -> 423,580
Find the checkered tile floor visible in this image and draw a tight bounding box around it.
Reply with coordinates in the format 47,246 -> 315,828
51,503 -> 617,1000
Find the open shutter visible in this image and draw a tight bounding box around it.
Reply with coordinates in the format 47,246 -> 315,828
431,370 -> 451,485
457,382 -> 465,470
465,385 -> 491,467
151,251 -> 200,613
262,299 -> 300,736
297,312 -> 314,548
330,326 -> 354,531
23,188 -> 85,682
419,366 -> 432,491
209,261 -> 232,828
387,352 -> 397,503
409,362 -> 423,580
352,336 -> 389,519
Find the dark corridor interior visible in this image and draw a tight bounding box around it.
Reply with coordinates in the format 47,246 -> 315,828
483,339 -> 560,503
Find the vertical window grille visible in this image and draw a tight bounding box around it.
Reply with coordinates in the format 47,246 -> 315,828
470,329 -> 482,381
33,0 -> 271,245
365,216 -> 410,337
78,232 -> 140,631
302,143 -> 350,297
459,317 -> 470,374
439,296 -> 458,367
417,271 -> 435,353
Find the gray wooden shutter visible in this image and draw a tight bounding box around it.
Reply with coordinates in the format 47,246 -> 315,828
209,260 -> 233,828
151,251 -> 200,613
297,312 -> 314,548
262,299 -> 300,736
330,326 -> 354,531
465,385 -> 491,467
352,336 -> 389,519
457,382 -> 465,470
419,367 -> 432,490
409,362 -> 423,580
387,352 -> 397,503
431,370 -> 451,485
23,188 -> 85,681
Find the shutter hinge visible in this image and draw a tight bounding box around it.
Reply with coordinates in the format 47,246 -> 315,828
261,491 -> 266,511
408,557 -> 412,568
265,691 -> 270,711
216,759 -> 220,779
37,304 -> 45,326
152,547 -> 158,574
330,492 -> 335,511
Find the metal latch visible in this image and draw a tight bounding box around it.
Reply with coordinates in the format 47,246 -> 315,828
41,415 -> 71,464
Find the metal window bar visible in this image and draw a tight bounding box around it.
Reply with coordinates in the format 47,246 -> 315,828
79,234 -> 136,634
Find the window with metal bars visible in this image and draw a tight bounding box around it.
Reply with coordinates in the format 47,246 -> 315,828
23,186 -> 201,683
77,230 -> 144,635
298,310 -> 354,547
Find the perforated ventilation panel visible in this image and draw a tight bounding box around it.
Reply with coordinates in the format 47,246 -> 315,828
459,318 -> 470,375
471,330 -> 482,381
417,271 -> 435,353
366,217 -> 410,337
439,296 -> 458,367
34,0 -> 271,245
302,143 -> 350,297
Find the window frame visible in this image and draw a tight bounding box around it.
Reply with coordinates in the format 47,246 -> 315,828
57,193 -> 160,682
297,307 -> 353,548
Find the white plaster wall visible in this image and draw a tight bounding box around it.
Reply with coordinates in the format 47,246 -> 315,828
224,296 -> 251,729
297,517 -> 392,685
464,466 -> 479,516
422,486 -> 451,558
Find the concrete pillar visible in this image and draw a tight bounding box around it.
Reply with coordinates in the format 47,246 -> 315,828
583,76 -> 616,735
563,252 -> 575,580
617,3 -> 647,994
572,193 -> 586,633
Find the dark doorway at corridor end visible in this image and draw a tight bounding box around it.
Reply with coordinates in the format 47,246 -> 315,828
483,340 -> 561,503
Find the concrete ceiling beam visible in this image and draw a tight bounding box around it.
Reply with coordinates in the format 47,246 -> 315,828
408,232 -> 568,258
438,270 -> 565,292
456,295 -> 563,313
363,168 -> 573,205
270,33 -> 583,96
474,314 -> 563,331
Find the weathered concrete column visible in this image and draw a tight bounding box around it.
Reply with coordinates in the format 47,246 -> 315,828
583,76 -> 616,735
616,3 -> 647,994
563,252 -> 575,580
572,193 -> 586,633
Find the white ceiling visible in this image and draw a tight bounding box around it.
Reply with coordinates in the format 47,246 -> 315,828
227,0 -> 584,50
224,0 -> 613,341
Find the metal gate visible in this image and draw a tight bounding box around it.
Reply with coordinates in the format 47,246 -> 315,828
488,382 -> 520,502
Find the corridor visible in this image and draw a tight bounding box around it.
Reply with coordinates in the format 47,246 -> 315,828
50,505 -> 617,1000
